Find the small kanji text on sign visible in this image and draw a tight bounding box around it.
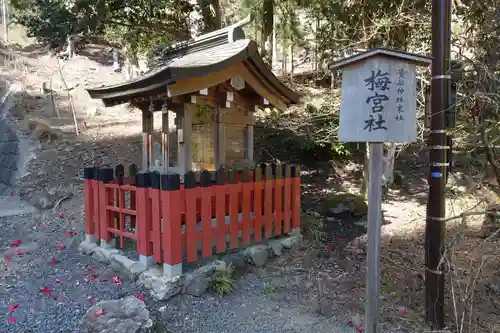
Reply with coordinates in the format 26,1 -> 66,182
395,68 -> 406,122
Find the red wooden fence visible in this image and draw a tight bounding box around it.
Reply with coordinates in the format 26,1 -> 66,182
83,164 -> 301,267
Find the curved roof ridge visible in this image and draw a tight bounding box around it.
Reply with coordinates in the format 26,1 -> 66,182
86,17 -> 300,108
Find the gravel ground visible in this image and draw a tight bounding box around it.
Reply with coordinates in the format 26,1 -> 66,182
160,270 -> 349,333
0,202 -> 350,333
0,209 -> 144,333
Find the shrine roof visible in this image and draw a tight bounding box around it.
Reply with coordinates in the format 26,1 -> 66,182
328,48 -> 432,70
86,16 -> 300,108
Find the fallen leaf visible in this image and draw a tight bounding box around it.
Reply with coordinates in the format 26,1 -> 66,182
11,240 -> 22,247
8,304 -> 20,313
112,275 -> 122,285
7,317 -> 16,324
135,292 -> 144,302
55,245 -> 65,249
95,308 -> 105,316
40,287 -> 52,296
85,275 -> 98,282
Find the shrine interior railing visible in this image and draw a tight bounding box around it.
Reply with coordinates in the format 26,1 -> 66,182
83,164 -> 301,276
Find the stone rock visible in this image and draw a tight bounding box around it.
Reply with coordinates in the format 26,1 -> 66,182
268,240 -> 283,256
31,193 -> 54,210
184,263 -> 216,297
320,193 -> 368,217
316,248 -> 331,259
326,217 -> 340,223
110,254 -> 147,281
214,260 -> 226,272
138,268 -> 183,301
93,246 -> 122,264
329,203 -> 350,215
158,306 -> 174,323
351,313 -> 362,327
354,216 -> 367,227
245,245 -> 269,267
393,170 -> 405,186
280,234 -> 303,250
79,240 -> 98,255
222,251 -> 246,269
80,296 -> 154,333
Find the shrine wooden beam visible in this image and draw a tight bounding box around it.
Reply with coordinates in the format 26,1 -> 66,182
165,63 -> 288,111
216,82 -> 258,111
239,61 -> 289,111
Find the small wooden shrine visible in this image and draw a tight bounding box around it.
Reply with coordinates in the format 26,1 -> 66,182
83,16 -> 301,278
86,15 -> 300,176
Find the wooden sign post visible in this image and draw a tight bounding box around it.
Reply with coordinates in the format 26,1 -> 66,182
329,48 -> 431,333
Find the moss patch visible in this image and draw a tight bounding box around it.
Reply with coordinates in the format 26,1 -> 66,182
320,193 -> 368,217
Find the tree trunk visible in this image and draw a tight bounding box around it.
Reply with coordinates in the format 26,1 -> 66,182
281,42 -> 286,73
382,143 -> 396,187
124,55 -> 140,80
67,35 -> 75,58
477,8 -> 500,191
2,0 -> 8,43
213,0 -> 221,29
363,143 -> 397,196
200,0 -> 217,33
479,111 -> 500,188
261,0 -> 273,66
112,49 -> 121,72
362,143 -> 369,198
271,13 -> 278,70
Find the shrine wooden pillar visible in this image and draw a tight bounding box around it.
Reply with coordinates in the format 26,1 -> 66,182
215,106 -> 225,167
142,109 -> 154,171
179,103 -> 193,175
161,103 -> 169,173
246,122 -> 254,161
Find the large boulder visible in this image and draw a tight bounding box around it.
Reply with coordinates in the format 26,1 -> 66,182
320,193 -> 368,217
80,296 -> 154,333
137,268 -> 183,301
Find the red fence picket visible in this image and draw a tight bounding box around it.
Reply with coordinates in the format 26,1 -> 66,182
83,163 -> 301,269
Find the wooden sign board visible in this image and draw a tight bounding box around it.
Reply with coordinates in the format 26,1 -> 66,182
338,57 -> 418,143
